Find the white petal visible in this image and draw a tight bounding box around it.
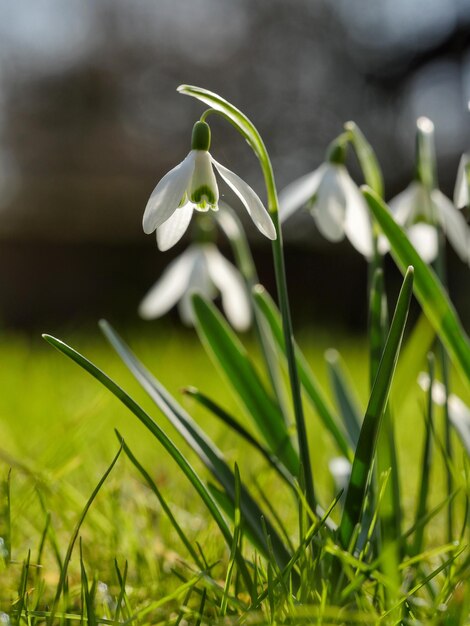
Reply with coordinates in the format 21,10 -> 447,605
142,152 -> 195,234
177,249 -> 215,325
432,189 -> 469,263
138,247 -> 197,319
448,394 -> 470,456
340,169 -> 373,257
329,457 -> 351,491
188,150 -> 219,208
453,153 -> 470,209
157,202 -> 194,251
211,157 -> 276,240
203,245 -> 252,331
388,181 -> 422,225
311,164 -> 346,241
278,165 -> 325,223
406,223 -> 439,263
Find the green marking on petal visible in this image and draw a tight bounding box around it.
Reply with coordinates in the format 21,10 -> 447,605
191,185 -> 217,208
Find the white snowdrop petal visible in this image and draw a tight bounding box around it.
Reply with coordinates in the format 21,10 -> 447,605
312,165 -> 346,241
203,245 -> 251,331
448,395 -> 470,456
142,152 -> 195,234
340,170 -> 373,257
407,223 -> 439,264
157,203 -> 194,251
138,247 -> 197,319
432,190 -> 469,263
388,182 -> 421,225
278,165 -> 325,223
177,251 -> 215,325
211,158 -> 276,240
453,153 -> 470,209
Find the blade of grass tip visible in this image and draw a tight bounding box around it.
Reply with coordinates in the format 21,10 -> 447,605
325,349 -> 362,450
183,386 -> 295,487
42,333 -> 254,596
412,355 -> 435,557
115,430 -> 204,570
98,321 -> 291,573
35,488 -> 63,573
49,442 -> 123,619
220,464 -> 242,617
339,267 -> 414,549
363,187 -> 470,389
191,294 -> 299,476
252,285 -> 351,459
369,267 -> 402,598
344,121 -> 384,198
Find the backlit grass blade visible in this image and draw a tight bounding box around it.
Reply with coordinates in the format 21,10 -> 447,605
325,350 -> 362,450
99,320 -> 292,570
116,432 -> 204,570
183,386 -> 294,487
339,267 -> 414,548
50,442 -> 123,619
191,294 -> 300,476
364,187 -> 470,388
41,333 -> 254,594
252,285 -> 351,459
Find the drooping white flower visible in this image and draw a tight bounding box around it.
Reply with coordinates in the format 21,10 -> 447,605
143,121 -> 276,251
139,243 -> 252,330
279,160 -> 373,258
383,181 -> 469,264
454,153 -> 470,209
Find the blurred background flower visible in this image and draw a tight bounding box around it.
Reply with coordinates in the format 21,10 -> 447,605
0,0 -> 469,329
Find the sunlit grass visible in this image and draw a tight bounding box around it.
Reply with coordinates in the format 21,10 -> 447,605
1,321 -> 468,622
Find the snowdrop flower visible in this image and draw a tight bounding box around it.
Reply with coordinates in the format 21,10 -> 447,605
279,145 -> 373,257
142,121 -> 276,251
454,153 -> 470,209
139,243 -> 251,330
384,181 -> 469,264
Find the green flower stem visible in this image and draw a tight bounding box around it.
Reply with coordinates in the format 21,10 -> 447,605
202,117 -> 315,512
179,85 -> 315,512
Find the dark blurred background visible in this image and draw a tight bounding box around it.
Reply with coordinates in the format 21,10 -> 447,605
0,0 -> 469,331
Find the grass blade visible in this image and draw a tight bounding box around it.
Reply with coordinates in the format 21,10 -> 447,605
41,333 -> 255,594
183,386 -> 294,487
191,294 -> 299,476
345,121 -> 384,198
364,187 -> 470,388
339,267 -> 414,548
99,320 -> 292,571
252,285 -> 351,459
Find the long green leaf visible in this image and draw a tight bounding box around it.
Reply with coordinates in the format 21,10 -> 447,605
252,285 -> 351,459
191,294 -> 299,476
99,320 -> 292,570
41,333 -> 255,592
339,267 -> 414,548
364,187 -> 470,388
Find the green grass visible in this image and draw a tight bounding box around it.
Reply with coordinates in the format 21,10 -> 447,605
0,321 -> 468,623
